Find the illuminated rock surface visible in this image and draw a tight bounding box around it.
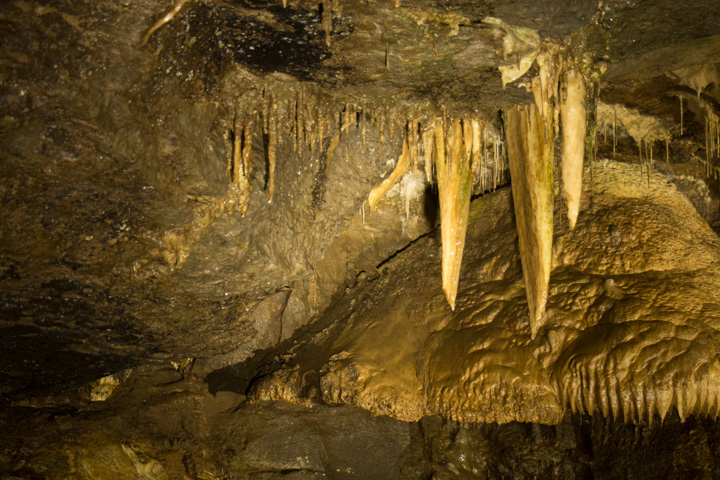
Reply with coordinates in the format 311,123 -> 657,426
248,162 -> 720,424
2,0 -> 720,477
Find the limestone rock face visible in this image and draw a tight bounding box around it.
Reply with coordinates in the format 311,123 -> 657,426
215,404 -> 428,479
3,0 -> 720,475
7,360 -> 720,479
0,365 -> 430,480
59,432 -> 169,480
251,162 -> 720,424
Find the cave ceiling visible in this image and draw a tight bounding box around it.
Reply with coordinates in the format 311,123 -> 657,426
1,0 -> 720,433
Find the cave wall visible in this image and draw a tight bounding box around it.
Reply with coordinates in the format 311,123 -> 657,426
2,0 -> 720,477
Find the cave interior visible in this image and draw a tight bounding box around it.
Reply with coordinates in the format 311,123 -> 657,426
2,0 -> 720,478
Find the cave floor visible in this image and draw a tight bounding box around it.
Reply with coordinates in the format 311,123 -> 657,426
4,362 -> 720,479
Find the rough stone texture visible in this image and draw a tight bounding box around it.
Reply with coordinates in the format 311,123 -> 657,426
0,0 -> 443,398
423,411 -> 720,479
5,362 -> 720,479
2,0 -> 720,476
216,404 -> 430,478
0,365 -> 431,479
249,162 -> 720,424
1,0 -> 719,400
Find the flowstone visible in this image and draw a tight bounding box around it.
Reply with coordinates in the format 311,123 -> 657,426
250,161 -> 720,424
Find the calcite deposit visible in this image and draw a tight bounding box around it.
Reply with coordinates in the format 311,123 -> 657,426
2,0 -> 720,477
251,162 -> 720,424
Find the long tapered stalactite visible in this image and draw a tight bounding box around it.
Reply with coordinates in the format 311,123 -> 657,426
435,120 -> 474,310
505,105 -> 554,337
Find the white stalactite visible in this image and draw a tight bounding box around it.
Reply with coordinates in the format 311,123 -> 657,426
560,67 -> 587,230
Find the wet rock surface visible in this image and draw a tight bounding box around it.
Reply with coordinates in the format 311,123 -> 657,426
0,364 -> 430,479
246,162 -> 720,424
2,0 -> 720,477
4,363 -> 720,479
1,0 -> 719,397
0,0 -> 442,398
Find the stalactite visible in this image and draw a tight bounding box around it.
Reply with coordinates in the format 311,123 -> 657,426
422,122 -> 435,183
435,119 -> 472,310
232,115 -> 242,188
242,117 -> 255,183
317,107 -> 325,153
326,130 -> 342,171
470,119 -> 482,175
613,108 -> 617,157
367,138 -> 411,211
262,87 -> 270,135
231,110 -> 252,216
501,141 -> 507,184
291,95 -> 298,153
362,106 -> 367,151
496,43 -> 564,336
680,96 -> 684,136
321,0 -> 332,46
650,142 -> 653,163
603,113 -> 607,143
706,121 -> 712,177
481,126 -> 488,192
378,110 -> 386,144
493,139 -> 498,190
344,104 -> 351,163
299,92 -> 307,149
560,66 -> 587,230
593,128 -> 597,163
267,100 -> 278,203
530,45 -> 562,125
139,0 -> 189,47
408,117 -> 419,171
646,141 -> 651,186
305,102 -> 313,156
462,118 -> 472,164
388,110 -> 398,144
505,105 -> 554,337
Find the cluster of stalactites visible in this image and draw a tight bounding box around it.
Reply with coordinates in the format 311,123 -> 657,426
366,112 -> 508,310
228,82 -> 339,211
559,368 -> 720,426
698,97 -> 720,178
229,82 -> 511,311
672,93 -> 718,179
671,65 -> 720,177
596,102 -> 672,159
504,42 -> 589,337
597,87 -> 720,180
526,43 -> 590,233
